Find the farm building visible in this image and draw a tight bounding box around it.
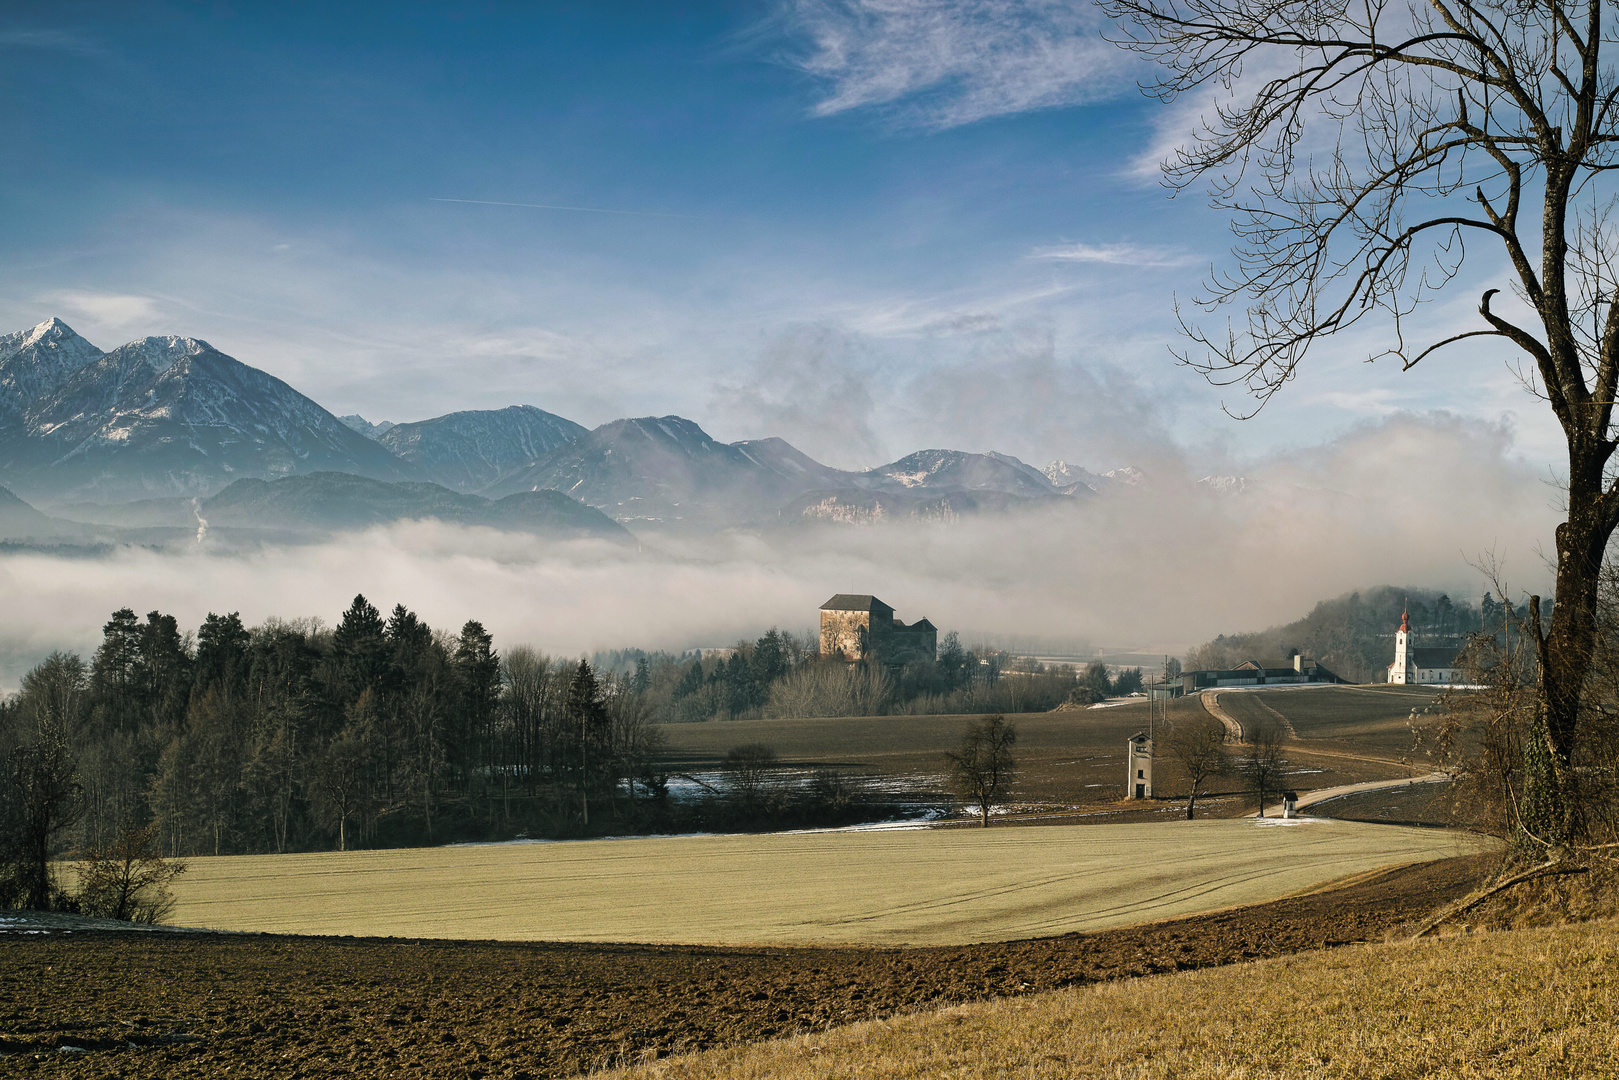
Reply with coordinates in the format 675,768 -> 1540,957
1179,654 -> 1340,693
1387,607 -> 1461,684
819,594 -> 938,665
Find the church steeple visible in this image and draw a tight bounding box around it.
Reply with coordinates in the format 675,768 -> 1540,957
1391,602 -> 1412,683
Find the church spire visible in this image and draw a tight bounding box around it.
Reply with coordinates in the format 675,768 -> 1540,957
1399,601 -> 1410,634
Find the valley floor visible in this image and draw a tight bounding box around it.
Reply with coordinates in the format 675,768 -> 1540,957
0,854 -> 1490,1078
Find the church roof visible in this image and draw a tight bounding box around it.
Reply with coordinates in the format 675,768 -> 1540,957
821,594 -> 894,613
1412,647 -> 1460,668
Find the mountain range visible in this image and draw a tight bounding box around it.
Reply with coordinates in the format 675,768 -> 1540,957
0,316 -> 1178,539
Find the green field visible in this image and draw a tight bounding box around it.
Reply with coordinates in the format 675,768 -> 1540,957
170,819 -> 1486,946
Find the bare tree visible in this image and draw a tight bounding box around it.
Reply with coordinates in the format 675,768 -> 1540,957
1105,0 -> 1619,849
721,743 -> 779,815
1238,721 -> 1288,818
945,714 -> 1019,827
75,823 -> 187,924
1162,714 -> 1230,819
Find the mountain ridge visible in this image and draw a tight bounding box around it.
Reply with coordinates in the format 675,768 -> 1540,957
0,318 -> 1144,531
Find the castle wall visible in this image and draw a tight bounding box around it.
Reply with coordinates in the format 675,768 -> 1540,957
872,626 -> 937,665
820,610 -> 871,661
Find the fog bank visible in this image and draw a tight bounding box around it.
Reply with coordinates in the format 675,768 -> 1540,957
0,414 -> 1558,693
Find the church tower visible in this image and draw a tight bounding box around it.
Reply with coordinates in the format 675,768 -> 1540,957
1389,606 -> 1412,684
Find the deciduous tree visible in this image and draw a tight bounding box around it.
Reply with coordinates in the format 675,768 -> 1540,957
1162,714 -> 1230,819
1106,0 -> 1619,849
946,714 -> 1019,827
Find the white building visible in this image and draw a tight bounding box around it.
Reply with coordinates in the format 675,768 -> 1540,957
1387,607 -> 1460,684
1126,731 -> 1154,799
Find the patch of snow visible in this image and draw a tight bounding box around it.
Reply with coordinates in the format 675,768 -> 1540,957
1197,474 -> 1247,494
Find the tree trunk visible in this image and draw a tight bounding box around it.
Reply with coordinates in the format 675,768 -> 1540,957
1527,462 -> 1610,847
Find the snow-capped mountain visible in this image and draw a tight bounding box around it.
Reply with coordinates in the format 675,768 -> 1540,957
380,405 -> 587,492
0,317 -> 1152,530
0,318 -> 104,431
480,415 -> 847,525
789,487 -> 1055,526
860,450 -> 1060,499
1198,474 -> 1247,495
2,330 -> 418,501
1042,460 -> 1146,494
339,414 -> 395,439
481,422 -> 1103,529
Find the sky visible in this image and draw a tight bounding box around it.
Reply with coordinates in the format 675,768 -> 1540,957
0,0 -> 1565,472
0,1 -> 1571,681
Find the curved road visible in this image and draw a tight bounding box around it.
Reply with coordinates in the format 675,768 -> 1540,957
1249,771 -> 1451,818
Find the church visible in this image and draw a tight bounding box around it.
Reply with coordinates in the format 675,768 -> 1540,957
1387,607 -> 1461,684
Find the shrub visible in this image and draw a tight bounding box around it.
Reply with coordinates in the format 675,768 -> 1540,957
75,824 -> 187,924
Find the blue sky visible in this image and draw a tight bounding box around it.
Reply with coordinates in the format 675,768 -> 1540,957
0,0 -> 1563,473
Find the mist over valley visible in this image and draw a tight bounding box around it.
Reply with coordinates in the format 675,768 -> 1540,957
0,317 -> 1555,692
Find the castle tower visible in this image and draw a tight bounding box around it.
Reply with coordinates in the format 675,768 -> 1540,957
1389,606 -> 1412,684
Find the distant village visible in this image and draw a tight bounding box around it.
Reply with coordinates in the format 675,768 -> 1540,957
812,593 -> 1462,690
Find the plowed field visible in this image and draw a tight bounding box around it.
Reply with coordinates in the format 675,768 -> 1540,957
0,854 -> 1492,1079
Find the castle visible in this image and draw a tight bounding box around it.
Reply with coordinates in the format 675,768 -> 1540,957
1387,607 -> 1460,684
819,594 -> 937,666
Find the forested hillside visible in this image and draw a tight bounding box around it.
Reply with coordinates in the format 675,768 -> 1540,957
1183,586 -> 1535,682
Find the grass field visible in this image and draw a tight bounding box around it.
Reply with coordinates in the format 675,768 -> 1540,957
169,819 -> 1486,946
610,917 -> 1619,1079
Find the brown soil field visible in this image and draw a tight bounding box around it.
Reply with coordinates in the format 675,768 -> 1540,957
0,853 -> 1492,1079
659,691 -> 1418,816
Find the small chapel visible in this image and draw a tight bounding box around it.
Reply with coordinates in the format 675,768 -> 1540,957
1387,607 -> 1461,685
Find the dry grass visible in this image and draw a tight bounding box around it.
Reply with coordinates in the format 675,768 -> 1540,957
611,919 -> 1619,1079
167,819 -> 1484,945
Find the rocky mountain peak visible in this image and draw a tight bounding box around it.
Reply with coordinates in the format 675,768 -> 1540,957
0,317 -> 105,427
340,414 -> 397,440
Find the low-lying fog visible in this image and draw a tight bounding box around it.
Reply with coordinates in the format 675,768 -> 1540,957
0,414 -> 1559,693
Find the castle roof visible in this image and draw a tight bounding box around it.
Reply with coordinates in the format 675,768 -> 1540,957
821,594 -> 894,613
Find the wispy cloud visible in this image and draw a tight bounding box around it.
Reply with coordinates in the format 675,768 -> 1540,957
38,290 -> 161,330
429,198 -> 690,219
0,28 -> 103,55
1030,242 -> 1198,268
783,0 -> 1129,128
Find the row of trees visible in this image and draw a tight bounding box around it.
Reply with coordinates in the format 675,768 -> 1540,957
1184,587 -> 1508,683
0,597 -> 678,910
598,630 -> 1092,722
